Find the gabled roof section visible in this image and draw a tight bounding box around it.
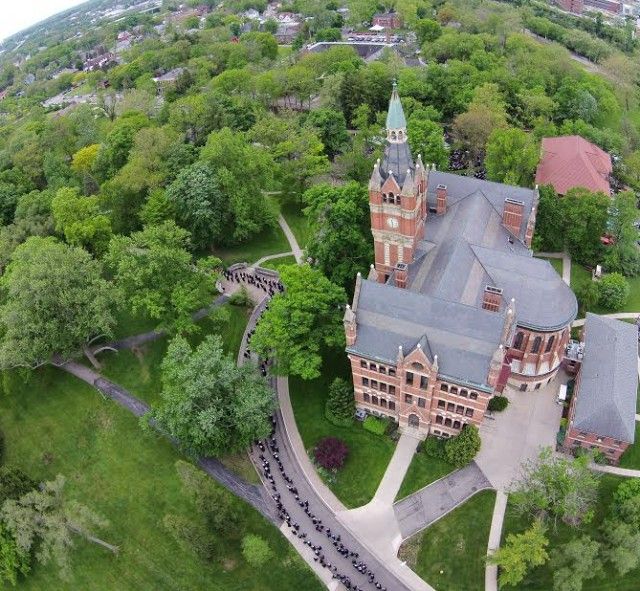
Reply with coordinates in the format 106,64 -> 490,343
572,314 -> 638,443
535,135 -> 612,195
346,279 -> 504,387
386,81 -> 406,130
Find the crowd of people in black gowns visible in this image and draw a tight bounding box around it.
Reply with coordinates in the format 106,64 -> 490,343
256,418 -> 388,591
223,268 -> 284,298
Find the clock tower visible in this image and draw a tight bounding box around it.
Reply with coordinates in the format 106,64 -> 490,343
368,82 -> 428,285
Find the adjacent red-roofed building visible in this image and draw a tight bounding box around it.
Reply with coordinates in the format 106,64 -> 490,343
535,135 -> 612,196
536,135 -> 613,195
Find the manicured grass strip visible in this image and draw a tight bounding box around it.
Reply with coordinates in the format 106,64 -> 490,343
288,348 -> 396,508
0,367 -> 323,591
279,199 -> 311,249
395,452 -> 455,501
501,474 -> 640,590
212,225 -> 290,266
399,490 -> 496,591
260,255 -> 297,271
619,421 -> 640,470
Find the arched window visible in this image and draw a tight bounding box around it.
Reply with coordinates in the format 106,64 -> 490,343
382,193 -> 388,203
398,130 -> 403,140
388,192 -> 395,203
411,362 -> 424,371
531,336 -> 542,354
545,335 -> 555,353
513,332 -> 524,350
391,131 -> 397,140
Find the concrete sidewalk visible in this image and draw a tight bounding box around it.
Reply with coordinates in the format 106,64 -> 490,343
393,462 -> 492,540
278,214 -> 304,263
372,433 -> 420,505
485,490 -> 508,591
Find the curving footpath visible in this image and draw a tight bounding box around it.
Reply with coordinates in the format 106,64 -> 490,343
278,214 -> 304,263
59,359 -> 276,522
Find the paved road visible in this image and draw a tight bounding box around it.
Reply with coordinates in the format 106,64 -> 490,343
393,462 -> 492,539
251,411 -> 413,591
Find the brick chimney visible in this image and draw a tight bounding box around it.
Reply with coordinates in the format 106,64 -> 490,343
482,285 -> 503,312
436,184 -> 447,214
503,198 -> 524,237
395,262 -> 408,289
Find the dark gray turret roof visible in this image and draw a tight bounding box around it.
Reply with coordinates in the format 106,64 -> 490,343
380,141 -> 414,186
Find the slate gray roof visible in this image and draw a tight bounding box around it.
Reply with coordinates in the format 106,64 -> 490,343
347,279 -> 504,388
406,171 -> 577,331
380,141 -> 414,186
572,314 -> 638,443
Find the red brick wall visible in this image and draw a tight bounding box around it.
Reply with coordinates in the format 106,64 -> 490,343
564,427 -> 628,463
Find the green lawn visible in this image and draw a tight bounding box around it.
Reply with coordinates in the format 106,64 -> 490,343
277,197 -> 311,249
535,256 -> 563,277
395,452 -> 456,501
99,305 -> 250,408
211,225 -> 290,266
288,348 -> 396,508
619,422 -> 640,470
571,263 -> 640,315
260,254 -> 298,271
398,490 -> 496,591
501,474 -> 640,590
0,367 -> 322,591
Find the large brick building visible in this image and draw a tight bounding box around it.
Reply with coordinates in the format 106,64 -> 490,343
343,85 -> 578,438
563,314 -> 637,463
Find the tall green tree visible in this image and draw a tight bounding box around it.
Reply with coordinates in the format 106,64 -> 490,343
250,264 -> 346,379
510,448 -> 600,528
105,222 -> 220,334
407,112 -> 449,171
305,108 -> 349,159
444,424 -> 481,467
562,188 -> 609,267
551,536 -> 602,591
532,185 -> 565,252
325,377 -> 355,427
0,521 -> 30,586
0,237 -> 115,369
604,190 -> 640,277
303,182 -> 372,292
165,162 -> 231,250
1,475 -> 117,579
485,128 -> 539,187
51,187 -> 112,255
200,128 -> 277,243
488,520 -> 549,588
152,335 -> 276,457
601,519 -> 640,576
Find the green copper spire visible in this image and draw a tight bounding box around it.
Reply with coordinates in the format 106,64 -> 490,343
386,80 -> 407,130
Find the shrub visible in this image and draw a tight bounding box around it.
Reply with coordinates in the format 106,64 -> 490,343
163,513 -> 215,560
597,272 -> 629,310
314,437 -> 349,471
0,430 -> 4,464
444,425 -> 481,467
241,534 -> 273,567
421,435 -> 447,459
228,285 -> 254,307
488,395 -> 509,412
0,466 -> 37,505
325,378 -> 355,427
363,415 -> 388,436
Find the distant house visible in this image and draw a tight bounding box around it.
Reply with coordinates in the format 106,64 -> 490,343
372,10 -> 402,30
562,314 -> 637,464
152,67 -> 186,84
83,52 -> 116,72
276,22 -> 302,43
535,135 -> 612,196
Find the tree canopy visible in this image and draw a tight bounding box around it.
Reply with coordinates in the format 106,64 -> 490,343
0,237 -> 114,368
152,334 -> 276,457
250,264 -> 346,379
